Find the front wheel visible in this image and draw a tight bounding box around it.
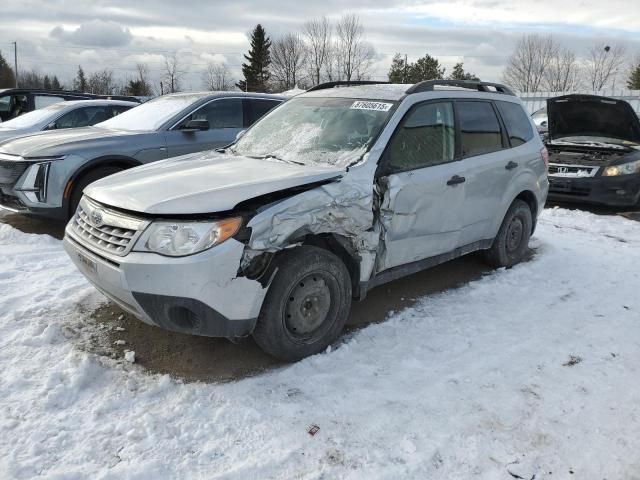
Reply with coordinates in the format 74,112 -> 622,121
252,246 -> 352,362
68,166 -> 124,219
484,199 -> 533,268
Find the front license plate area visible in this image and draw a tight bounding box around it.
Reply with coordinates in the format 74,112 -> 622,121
77,251 -> 97,275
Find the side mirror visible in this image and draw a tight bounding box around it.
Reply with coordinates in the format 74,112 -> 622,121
181,119 -> 209,132
235,130 -> 247,141
45,122 -> 57,130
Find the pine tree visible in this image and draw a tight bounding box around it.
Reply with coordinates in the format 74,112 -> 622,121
387,53 -> 408,83
628,64 -> 640,90
51,76 -> 62,90
74,65 -> 87,92
43,75 -> 52,90
449,62 -> 480,81
237,24 -> 272,92
409,54 -> 446,83
0,50 -> 16,88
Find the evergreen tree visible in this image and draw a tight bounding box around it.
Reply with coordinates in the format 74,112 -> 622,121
449,62 -> 480,81
51,76 -> 62,90
628,64 -> 640,90
387,53 -> 408,83
74,65 -> 87,92
237,24 -> 272,92
43,75 -> 52,90
0,50 -> 16,88
387,53 -> 445,84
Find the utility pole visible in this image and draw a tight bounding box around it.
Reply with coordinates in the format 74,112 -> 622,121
12,41 -> 18,88
403,54 -> 408,83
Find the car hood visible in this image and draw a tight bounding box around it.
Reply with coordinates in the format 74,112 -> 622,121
85,151 -> 345,215
0,126 -> 143,157
547,94 -> 640,144
0,128 -> 28,144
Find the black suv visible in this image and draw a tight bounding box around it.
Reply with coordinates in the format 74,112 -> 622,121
0,89 -> 140,122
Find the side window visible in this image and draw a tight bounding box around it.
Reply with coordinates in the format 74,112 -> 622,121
110,105 -> 132,117
245,99 -> 280,126
0,94 -> 28,121
181,98 -> 243,130
34,95 -> 65,109
383,101 -> 455,174
456,101 -> 503,157
56,107 -> 110,129
496,101 -> 534,147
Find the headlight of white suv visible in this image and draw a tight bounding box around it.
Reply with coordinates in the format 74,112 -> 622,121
602,159 -> 640,177
137,218 -> 241,257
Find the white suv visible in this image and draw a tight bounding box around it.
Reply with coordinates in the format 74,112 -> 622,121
64,80 -> 549,361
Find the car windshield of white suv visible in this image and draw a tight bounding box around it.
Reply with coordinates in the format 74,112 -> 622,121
0,103 -> 67,130
232,97 -> 396,167
96,94 -> 202,131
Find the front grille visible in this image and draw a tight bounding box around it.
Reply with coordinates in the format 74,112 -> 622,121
548,163 -> 599,178
69,197 -> 149,256
0,160 -> 29,186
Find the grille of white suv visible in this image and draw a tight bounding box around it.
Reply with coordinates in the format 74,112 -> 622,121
69,197 -> 148,256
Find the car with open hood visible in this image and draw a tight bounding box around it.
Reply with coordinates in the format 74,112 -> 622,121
546,94 -> 640,207
0,91 -> 284,219
63,80 -> 548,361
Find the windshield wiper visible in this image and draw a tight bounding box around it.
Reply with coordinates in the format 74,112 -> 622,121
246,154 -> 304,166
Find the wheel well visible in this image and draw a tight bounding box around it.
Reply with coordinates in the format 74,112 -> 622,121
514,190 -> 538,232
64,157 -> 140,214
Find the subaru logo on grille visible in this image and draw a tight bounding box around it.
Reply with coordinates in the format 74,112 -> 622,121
90,209 -> 104,227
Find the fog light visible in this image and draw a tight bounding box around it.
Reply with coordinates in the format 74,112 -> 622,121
15,162 -> 51,203
616,189 -> 627,195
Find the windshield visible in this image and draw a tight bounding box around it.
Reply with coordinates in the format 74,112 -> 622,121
0,103 -> 67,129
96,94 -> 202,131
232,97 -> 396,167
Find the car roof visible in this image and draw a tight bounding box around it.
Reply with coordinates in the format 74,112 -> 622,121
302,84 -> 412,101
161,91 -> 287,101
56,99 -> 139,108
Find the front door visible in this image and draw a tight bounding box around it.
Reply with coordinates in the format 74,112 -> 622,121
376,101 -> 466,271
164,97 -> 244,157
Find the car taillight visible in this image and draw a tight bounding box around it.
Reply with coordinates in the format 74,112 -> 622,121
540,147 -> 549,167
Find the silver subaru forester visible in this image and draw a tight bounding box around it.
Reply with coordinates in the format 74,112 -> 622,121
64,80 -> 549,361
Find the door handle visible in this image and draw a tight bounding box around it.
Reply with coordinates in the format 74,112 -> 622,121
505,161 -> 519,170
446,175 -> 466,186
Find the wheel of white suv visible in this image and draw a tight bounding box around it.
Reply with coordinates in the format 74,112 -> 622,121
252,246 -> 352,362
484,199 -> 532,268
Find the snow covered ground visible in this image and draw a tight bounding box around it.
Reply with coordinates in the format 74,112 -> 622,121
1,208 -> 640,479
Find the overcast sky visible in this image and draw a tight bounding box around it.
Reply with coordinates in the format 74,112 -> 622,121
1,0 -> 639,91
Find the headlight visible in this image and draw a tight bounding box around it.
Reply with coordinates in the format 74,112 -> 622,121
138,217 -> 241,257
602,159 -> 640,177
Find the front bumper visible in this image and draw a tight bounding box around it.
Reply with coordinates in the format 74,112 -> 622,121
63,231 -> 268,338
547,174 -> 640,207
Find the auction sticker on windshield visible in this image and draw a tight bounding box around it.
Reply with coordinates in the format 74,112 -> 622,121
350,101 -> 393,112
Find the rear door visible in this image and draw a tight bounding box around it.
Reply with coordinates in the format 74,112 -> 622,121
454,100 -> 512,245
164,97 -> 244,157
376,100 -> 467,271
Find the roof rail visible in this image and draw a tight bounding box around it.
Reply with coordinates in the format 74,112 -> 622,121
307,80 -> 390,92
406,80 -> 516,96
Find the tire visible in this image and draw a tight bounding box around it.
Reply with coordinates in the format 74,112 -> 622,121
69,166 -> 124,219
252,246 -> 352,362
484,199 -> 533,268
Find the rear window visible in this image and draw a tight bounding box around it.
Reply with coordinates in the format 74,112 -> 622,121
496,101 -> 534,147
456,101 -> 503,157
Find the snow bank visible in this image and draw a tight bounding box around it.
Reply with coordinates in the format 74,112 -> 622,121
1,208 -> 640,479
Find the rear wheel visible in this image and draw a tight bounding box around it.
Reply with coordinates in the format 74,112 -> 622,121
484,199 -> 532,268
68,166 -> 124,219
252,246 -> 352,361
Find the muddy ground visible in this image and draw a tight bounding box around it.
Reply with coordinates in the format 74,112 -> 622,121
2,202 -> 638,383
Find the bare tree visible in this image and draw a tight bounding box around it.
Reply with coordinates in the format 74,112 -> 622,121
202,61 -> 233,91
333,14 -> 375,82
303,17 -> 331,86
502,34 -> 557,92
87,69 -> 116,95
543,47 -> 581,91
585,43 -> 627,91
162,52 -> 186,93
271,33 -> 308,91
